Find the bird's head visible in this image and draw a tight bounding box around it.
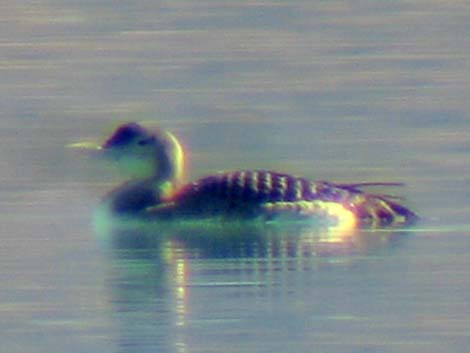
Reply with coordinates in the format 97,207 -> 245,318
69,122 -> 185,197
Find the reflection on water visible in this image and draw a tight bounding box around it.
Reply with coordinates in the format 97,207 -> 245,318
107,223 -> 408,260
101,222 -> 410,353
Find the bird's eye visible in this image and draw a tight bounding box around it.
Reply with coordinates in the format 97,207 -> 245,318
137,137 -> 154,146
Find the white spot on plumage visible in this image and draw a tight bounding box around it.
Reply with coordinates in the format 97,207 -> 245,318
235,171 -> 246,199
278,176 -> 287,197
309,182 -> 317,196
237,171 -> 246,187
249,171 -> 259,193
265,172 -> 272,190
295,179 -> 303,200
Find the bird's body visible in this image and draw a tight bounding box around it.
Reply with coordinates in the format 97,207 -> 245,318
73,122 -> 417,228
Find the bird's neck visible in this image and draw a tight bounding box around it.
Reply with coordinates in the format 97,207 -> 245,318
152,130 -> 185,199
151,154 -> 181,200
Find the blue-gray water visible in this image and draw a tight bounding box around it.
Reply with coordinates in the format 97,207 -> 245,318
2,1 -> 470,352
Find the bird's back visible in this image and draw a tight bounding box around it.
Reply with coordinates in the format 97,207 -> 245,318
148,170 -> 417,227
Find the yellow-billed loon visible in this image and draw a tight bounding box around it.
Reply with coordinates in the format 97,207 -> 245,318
71,122 -> 417,228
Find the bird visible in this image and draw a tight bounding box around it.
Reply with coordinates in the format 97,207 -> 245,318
70,122 -> 417,228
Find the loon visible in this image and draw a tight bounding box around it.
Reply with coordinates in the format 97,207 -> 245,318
71,122 -> 417,228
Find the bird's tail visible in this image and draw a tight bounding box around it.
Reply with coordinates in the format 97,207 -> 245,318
348,192 -> 417,227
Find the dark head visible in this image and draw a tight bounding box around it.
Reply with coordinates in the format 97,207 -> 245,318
102,122 -> 154,149
70,122 -> 185,196
103,122 -> 185,189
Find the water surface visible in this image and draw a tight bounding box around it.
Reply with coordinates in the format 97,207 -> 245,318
2,1 -> 470,352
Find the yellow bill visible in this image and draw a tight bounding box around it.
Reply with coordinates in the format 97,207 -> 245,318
66,141 -> 103,150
